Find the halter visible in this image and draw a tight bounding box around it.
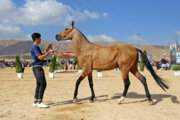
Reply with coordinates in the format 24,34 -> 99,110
62,27 -> 74,38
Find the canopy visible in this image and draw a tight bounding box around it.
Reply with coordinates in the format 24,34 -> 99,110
63,50 -> 76,57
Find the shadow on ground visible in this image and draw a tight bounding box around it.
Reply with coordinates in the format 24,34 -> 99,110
48,95 -> 108,106
48,92 -> 180,106
111,92 -> 180,105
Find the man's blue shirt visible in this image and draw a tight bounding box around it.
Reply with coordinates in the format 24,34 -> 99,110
30,45 -> 44,66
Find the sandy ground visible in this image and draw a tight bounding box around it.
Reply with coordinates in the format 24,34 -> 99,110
0,67 -> 180,120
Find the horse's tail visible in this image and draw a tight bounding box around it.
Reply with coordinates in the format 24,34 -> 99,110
136,48 -> 169,91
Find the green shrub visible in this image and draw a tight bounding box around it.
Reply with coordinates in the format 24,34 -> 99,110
144,50 -> 147,56
140,61 -> 144,71
73,56 -> 78,63
49,56 -> 65,72
97,70 -> 102,72
15,55 -> 23,73
77,65 -> 82,70
49,56 -> 57,73
172,65 -> 180,71
57,63 -> 64,69
140,50 -> 147,72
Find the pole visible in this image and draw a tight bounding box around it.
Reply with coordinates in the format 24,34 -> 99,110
137,33 -> 141,46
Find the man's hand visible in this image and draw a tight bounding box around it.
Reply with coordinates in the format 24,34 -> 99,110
52,54 -> 56,58
49,50 -> 54,54
46,49 -> 54,54
38,50 -> 54,60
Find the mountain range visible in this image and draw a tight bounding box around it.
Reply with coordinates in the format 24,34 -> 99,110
0,40 -> 174,61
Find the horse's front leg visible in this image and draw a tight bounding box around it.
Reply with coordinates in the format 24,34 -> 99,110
73,73 -> 86,102
88,72 -> 95,102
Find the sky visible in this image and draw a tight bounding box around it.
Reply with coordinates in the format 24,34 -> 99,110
0,0 -> 180,45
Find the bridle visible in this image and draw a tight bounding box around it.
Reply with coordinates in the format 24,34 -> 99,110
62,27 -> 74,38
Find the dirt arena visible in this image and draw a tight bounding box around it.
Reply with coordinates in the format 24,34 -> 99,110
0,67 -> 180,120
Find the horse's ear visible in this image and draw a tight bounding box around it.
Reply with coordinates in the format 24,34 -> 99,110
72,21 -> 74,27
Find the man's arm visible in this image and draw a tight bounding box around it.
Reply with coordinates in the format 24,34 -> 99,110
52,53 -> 64,58
38,50 -> 54,60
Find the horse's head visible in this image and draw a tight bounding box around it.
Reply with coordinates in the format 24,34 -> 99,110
56,21 -> 74,41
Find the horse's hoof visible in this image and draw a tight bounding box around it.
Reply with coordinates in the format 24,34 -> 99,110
73,98 -> 77,103
89,99 -> 94,103
118,96 -> 125,104
148,100 -> 153,105
89,97 -> 95,103
118,100 -> 122,104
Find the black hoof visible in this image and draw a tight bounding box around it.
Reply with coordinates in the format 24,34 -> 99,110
73,97 -> 77,103
148,100 -> 154,105
89,97 -> 95,103
148,99 -> 153,105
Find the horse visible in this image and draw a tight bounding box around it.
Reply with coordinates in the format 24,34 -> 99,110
55,21 -> 169,104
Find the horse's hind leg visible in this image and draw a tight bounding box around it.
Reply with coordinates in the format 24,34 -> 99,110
88,72 -> 95,102
130,66 -> 153,104
118,70 -> 130,104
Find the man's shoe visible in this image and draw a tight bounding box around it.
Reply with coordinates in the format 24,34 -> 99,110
37,102 -> 49,108
33,102 -> 38,107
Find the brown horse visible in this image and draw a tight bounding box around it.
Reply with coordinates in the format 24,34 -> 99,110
56,21 -> 168,104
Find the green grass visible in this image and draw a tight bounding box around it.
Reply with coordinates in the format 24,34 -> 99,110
172,65 -> 180,71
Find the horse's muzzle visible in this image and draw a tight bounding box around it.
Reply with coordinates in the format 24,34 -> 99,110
56,35 -> 62,41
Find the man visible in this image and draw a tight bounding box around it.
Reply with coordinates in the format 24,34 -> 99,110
31,33 -> 54,108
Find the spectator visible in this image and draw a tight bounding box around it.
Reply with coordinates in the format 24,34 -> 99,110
65,64 -> 68,71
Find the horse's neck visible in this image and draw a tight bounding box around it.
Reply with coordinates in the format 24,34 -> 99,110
72,29 -> 92,56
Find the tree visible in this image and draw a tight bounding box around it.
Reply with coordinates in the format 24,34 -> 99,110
49,56 -> 57,73
15,55 -> 23,73
140,50 -> 147,72
73,56 -> 78,64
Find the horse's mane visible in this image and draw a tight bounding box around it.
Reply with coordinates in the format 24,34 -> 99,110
76,28 -> 103,47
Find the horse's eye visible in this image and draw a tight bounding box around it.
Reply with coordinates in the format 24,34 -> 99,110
65,28 -> 68,30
